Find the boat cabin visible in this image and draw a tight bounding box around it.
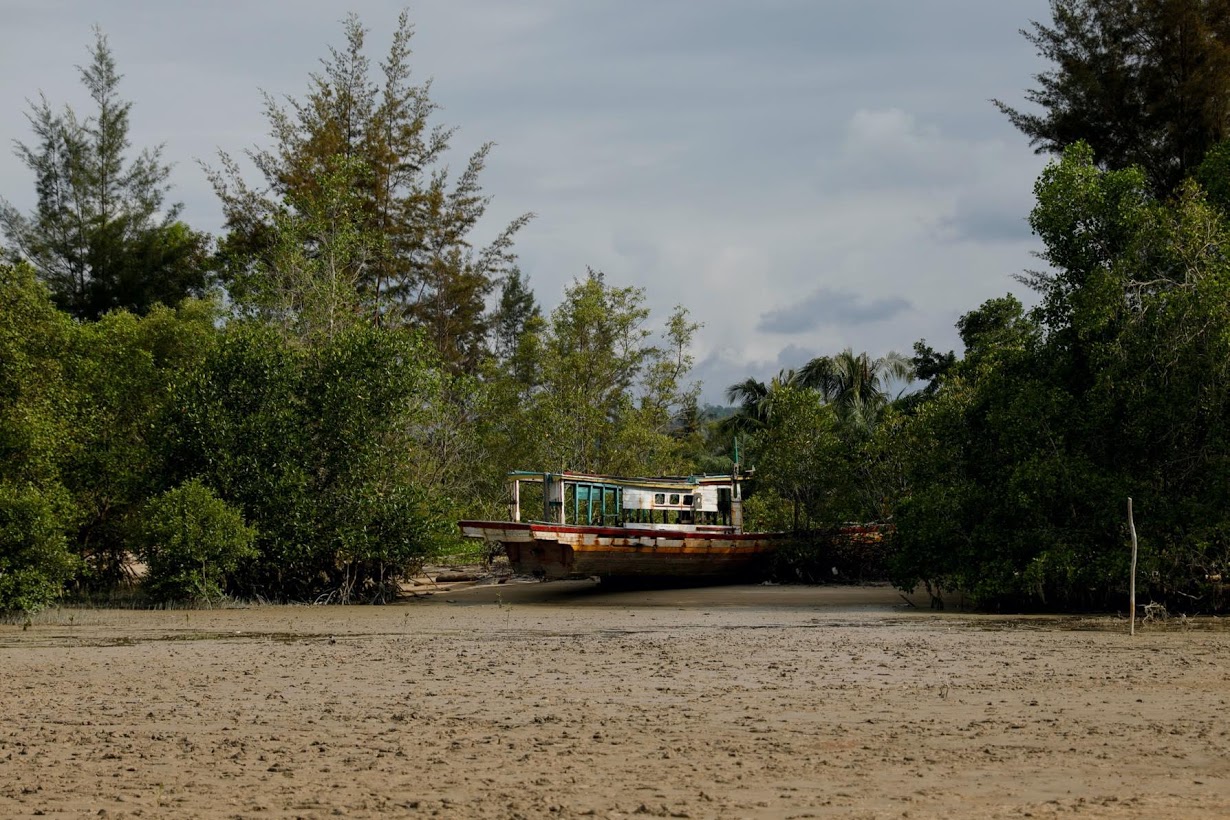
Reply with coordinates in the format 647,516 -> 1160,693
506,471 -> 745,534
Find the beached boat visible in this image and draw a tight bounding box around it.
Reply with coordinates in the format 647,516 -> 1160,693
458,470 -> 788,582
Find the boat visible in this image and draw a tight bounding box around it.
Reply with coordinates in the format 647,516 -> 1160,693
458,470 -> 789,582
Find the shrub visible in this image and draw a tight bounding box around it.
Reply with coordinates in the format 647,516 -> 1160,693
137,479 -> 257,603
0,483 -> 77,614
162,323 -> 446,601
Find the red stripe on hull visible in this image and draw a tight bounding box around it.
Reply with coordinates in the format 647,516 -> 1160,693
459,520 -> 787,581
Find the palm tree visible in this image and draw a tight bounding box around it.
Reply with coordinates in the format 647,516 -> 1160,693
798,348 -> 913,433
723,369 -> 799,434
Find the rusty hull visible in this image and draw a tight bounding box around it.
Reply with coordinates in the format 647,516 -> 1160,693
459,521 -> 783,582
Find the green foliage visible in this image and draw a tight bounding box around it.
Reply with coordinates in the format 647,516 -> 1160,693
61,300 -> 220,586
893,144 -> 1230,609
207,12 -> 531,371
847,406 -> 911,523
504,270 -> 700,478
226,155 -> 375,342
724,350 -> 912,540
0,262 -> 77,488
746,387 -> 844,531
996,0 -> 1230,197
1194,139 -> 1230,214
163,322 -> 447,601
724,349 -> 912,444
670,400 -> 731,475
798,348 -> 913,435
0,483 -> 77,614
0,263 -> 81,611
723,370 -> 800,437
4,254 -> 449,602
1,261 -> 222,591
907,340 -> 956,401
136,479 -> 257,603
0,28 -> 211,319
491,268 -> 541,365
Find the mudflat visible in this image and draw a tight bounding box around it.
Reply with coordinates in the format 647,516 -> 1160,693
1,583 -> 1227,819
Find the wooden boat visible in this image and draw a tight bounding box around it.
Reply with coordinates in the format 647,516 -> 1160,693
458,470 -> 788,582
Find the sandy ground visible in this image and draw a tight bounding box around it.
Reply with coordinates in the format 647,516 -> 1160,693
1,582 -> 1227,820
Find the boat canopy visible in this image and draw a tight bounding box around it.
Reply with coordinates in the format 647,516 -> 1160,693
505,470 -> 742,531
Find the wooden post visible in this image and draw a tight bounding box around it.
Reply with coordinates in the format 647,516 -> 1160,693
511,480 -> 520,523
1128,497 -> 1138,637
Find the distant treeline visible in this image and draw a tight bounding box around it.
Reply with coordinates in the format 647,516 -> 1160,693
4,3 -> 1230,612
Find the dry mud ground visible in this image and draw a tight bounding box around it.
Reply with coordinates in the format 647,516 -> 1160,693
1,583 -> 1227,820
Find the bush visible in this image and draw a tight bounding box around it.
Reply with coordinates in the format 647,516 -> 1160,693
162,323 -> 446,601
326,483 -> 438,601
62,300 -> 220,589
137,479 -> 257,603
0,483 -> 77,614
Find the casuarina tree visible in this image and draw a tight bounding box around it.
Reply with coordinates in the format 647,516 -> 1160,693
995,0 -> 1230,197
1,28 -> 211,319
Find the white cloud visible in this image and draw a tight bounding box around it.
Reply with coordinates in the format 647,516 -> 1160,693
839,108 -> 967,186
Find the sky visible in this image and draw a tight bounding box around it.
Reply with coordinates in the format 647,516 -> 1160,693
0,0 -> 1055,403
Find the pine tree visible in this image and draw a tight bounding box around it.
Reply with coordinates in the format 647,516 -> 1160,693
0,28 -> 211,319
996,0 -> 1230,197
491,268 -> 541,364
208,12 -> 532,370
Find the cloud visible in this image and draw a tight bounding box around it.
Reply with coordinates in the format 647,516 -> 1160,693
936,176 -> 1038,242
692,342 -> 820,407
611,231 -> 660,270
0,0 -> 1055,411
772,343 -> 819,372
940,193 -> 1034,242
830,108 -> 969,190
757,287 -> 912,334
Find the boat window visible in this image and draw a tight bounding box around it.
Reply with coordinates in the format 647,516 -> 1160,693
683,495 -> 693,506
669,494 -> 680,505
654,493 -> 665,505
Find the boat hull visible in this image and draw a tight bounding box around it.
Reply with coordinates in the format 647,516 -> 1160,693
458,521 -> 785,581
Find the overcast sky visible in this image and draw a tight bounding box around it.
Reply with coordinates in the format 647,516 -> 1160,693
0,0 -> 1054,403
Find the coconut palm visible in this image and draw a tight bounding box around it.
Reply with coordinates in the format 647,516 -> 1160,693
723,369 -> 800,434
798,348 -> 913,433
